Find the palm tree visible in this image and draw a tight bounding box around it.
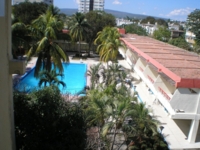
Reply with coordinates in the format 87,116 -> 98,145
69,12 -> 90,57
11,13 -> 30,59
126,103 -> 163,149
83,84 -> 136,150
38,69 -> 66,88
94,27 -> 120,45
27,5 -> 68,78
101,63 -> 128,87
95,27 -> 126,62
82,87 -> 111,149
101,86 -> 136,150
87,63 -> 103,89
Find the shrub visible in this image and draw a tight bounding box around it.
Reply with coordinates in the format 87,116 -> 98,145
14,86 -> 87,150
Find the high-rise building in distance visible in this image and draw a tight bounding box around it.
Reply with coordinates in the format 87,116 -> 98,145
78,0 -> 104,13
13,0 -> 53,5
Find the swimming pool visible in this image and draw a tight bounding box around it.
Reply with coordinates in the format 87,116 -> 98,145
15,63 -> 87,95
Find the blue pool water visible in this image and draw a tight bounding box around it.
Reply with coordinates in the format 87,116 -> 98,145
15,63 -> 87,95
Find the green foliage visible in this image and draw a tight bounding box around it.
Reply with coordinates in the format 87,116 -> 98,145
141,16 -> 168,27
11,21 -> 30,59
14,86 -> 87,150
38,70 -> 66,87
153,27 -> 171,42
127,133 -> 169,150
82,84 -> 136,149
125,103 -> 169,150
102,63 -> 128,86
95,27 -> 126,62
69,12 -> 91,56
156,19 -> 168,27
83,63 -> 169,150
187,9 -> 200,45
87,63 -> 103,89
12,1 -> 48,24
141,16 -> 156,24
87,63 -> 131,90
124,24 -> 147,36
85,11 -> 116,34
168,37 -> 191,50
192,44 -> 200,54
84,11 -> 116,55
27,5 -> 68,77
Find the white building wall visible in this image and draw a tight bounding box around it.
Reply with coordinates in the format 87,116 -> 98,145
78,0 -> 104,13
116,18 -> 133,26
121,39 -> 200,146
143,65 -> 158,82
135,58 -> 146,72
185,30 -> 196,44
154,75 -> 175,97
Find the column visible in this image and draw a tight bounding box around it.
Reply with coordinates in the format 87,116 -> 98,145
188,120 -> 199,143
0,0 -> 16,149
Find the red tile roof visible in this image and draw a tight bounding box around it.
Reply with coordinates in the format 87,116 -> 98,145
121,34 -> 200,88
62,29 -> 69,34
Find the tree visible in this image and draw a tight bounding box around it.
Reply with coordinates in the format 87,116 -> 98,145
27,5 -> 68,78
95,27 -> 126,62
38,69 -> 66,87
156,19 -> 168,27
14,86 -> 87,150
141,17 -> 168,27
153,27 -> 171,42
168,37 -> 191,50
82,84 -> 136,150
187,9 -> 200,45
87,63 -> 103,89
123,24 -> 147,36
85,11 -> 116,56
141,16 -> 156,24
102,89 -> 136,150
101,63 -> 128,86
12,1 -> 48,24
82,62 -> 169,149
11,21 -> 30,59
125,103 -> 169,150
85,11 -> 116,33
69,12 -> 91,57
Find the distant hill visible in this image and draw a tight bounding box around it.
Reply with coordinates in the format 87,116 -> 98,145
60,8 -> 77,16
60,8 -> 166,20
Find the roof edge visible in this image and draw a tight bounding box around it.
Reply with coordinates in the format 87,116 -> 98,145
176,79 -> 200,88
121,38 -> 181,83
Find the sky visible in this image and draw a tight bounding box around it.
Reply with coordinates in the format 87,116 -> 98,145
54,0 -> 200,21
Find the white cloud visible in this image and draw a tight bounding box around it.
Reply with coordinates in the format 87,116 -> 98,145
112,0 -> 122,5
74,0 -> 80,4
142,12 -> 146,15
167,8 -> 193,16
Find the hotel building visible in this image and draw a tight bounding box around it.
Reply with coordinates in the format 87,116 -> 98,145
119,33 -> 200,149
78,0 -> 104,13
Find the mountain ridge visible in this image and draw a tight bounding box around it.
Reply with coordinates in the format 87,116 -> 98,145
60,8 -> 167,20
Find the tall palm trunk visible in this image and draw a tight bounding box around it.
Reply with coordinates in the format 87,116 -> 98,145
110,125 -> 118,150
78,37 -> 81,57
